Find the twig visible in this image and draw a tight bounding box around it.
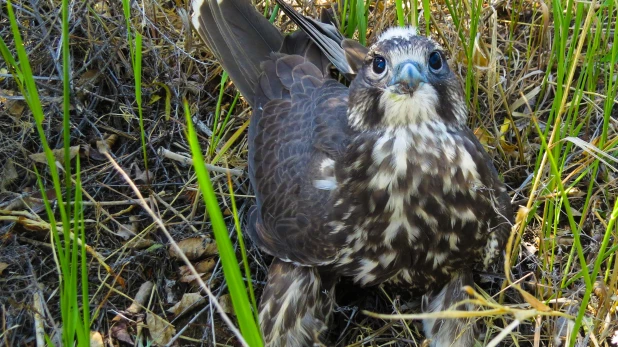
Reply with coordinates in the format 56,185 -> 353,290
158,147 -> 244,176
99,141 -> 249,347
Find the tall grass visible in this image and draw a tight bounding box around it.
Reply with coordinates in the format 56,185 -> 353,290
184,100 -> 263,346
0,0 -> 90,345
537,1 -> 618,341
122,0 -> 148,177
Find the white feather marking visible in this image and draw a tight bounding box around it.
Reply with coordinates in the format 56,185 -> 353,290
190,0 -> 204,31
355,259 -> 379,285
432,252 -> 448,269
320,158 -> 335,171
314,158 -> 337,190
378,252 -> 397,267
379,84 -> 440,127
392,130 -> 411,176
458,149 -> 480,181
271,277 -> 303,334
448,232 -> 460,250
313,179 -> 337,190
371,135 -> 391,164
368,171 -> 394,190
378,26 -> 418,42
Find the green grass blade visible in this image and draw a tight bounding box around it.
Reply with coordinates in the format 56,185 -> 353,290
227,174 -> 259,321
395,0 -> 405,27
184,100 -> 263,346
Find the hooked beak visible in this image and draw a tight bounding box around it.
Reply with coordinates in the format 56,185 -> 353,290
389,61 -> 426,94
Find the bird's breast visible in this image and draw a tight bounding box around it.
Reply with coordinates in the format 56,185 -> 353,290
330,122 -> 493,289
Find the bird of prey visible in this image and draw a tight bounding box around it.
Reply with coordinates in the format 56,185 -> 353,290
191,0 -> 513,345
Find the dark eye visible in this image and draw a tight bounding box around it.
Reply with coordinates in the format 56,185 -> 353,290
428,51 -> 443,71
372,56 -> 387,74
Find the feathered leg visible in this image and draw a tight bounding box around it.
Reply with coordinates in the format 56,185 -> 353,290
259,258 -> 337,347
422,272 -> 476,347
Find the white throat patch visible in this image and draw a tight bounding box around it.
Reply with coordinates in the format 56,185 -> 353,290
379,84 -> 440,127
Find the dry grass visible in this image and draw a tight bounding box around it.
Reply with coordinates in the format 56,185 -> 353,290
1,0 -> 617,346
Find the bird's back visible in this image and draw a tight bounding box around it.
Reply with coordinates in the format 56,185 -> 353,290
247,54 -> 354,266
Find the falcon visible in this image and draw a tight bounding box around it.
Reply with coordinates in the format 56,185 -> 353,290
191,0 -> 513,345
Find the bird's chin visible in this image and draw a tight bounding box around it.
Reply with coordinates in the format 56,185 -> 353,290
389,84 -> 422,96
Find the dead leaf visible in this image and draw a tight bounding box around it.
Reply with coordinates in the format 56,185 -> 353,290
8,100 -> 25,117
515,206 -> 530,225
111,321 -> 134,345
178,273 -> 203,283
194,258 -> 216,273
474,127 -> 494,147
219,294 -> 233,314
1,159 -> 18,191
93,1 -> 110,16
132,163 -> 153,184
146,313 -> 176,346
124,237 -> 155,249
29,145 -> 80,165
517,287 -> 551,312
126,281 -> 153,315
90,331 -> 104,347
117,222 -> 137,240
169,236 -> 218,260
77,69 -> 100,88
167,293 -> 205,316
472,35 -> 489,68
0,262 -> 8,274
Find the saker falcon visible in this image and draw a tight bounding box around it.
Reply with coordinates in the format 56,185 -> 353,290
191,0 -> 513,345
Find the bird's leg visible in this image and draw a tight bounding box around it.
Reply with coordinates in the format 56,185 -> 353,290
259,258 -> 337,347
422,271 -> 476,347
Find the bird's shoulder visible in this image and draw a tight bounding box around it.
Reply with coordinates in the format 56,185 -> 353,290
247,54 -> 354,266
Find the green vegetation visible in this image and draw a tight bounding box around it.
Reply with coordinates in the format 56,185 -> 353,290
0,0 -> 616,345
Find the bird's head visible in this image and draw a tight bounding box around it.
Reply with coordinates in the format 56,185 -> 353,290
347,27 -> 467,131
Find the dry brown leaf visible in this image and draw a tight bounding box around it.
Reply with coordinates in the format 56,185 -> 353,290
178,273 -> 203,283
7,100 -> 25,117
126,281 -> 153,315
0,262 -> 9,274
133,163 -> 154,184
77,69 -> 100,88
179,258 -> 216,278
90,331 -> 104,347
517,287 -> 551,312
93,1 -> 110,16
169,236 -> 218,260
117,224 -> 137,240
124,237 -> 155,249
167,292 -> 205,316
472,35 -> 489,68
146,312 -> 176,346
219,294 -> 233,314
29,145 -> 80,165
111,321 -> 134,345
1,159 -> 18,191
474,127 -> 494,147
194,258 -> 216,273
515,206 -> 530,225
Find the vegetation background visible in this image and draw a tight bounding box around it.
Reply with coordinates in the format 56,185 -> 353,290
0,0 -> 617,346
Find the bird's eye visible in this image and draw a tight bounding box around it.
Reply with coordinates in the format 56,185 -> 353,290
428,51 -> 443,71
372,56 -> 387,75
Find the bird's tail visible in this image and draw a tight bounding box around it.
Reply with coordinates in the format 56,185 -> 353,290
191,0 -> 283,105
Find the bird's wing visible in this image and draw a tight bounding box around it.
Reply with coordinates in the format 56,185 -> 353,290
274,0 -> 368,80
191,0 -> 283,105
247,54 -> 352,266
457,127 -> 513,267
192,0 -> 354,265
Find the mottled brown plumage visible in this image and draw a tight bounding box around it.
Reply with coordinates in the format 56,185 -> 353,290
191,1 -> 513,345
